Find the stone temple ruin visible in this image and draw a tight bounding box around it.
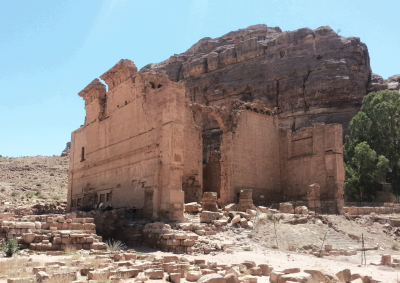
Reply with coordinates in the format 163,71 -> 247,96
67,59 -> 345,220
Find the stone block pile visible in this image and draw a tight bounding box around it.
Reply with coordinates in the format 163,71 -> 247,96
5,251 -> 383,283
310,244 -> 358,257
371,254 -> 400,267
344,204 -> 400,215
0,212 -> 106,251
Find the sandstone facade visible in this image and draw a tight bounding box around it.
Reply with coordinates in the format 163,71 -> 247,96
68,60 -> 201,221
68,58 -> 345,220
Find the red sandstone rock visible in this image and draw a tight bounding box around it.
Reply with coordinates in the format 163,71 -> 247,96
143,25 -> 374,135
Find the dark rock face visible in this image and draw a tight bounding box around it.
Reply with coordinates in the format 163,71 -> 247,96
367,73 -> 387,93
61,142 -> 71,157
142,24 -> 376,134
387,74 -> 400,92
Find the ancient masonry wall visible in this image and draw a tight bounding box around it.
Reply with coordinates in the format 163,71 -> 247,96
68,60 -> 202,221
231,111 -> 281,205
0,212 -> 106,251
181,106 -> 203,204
279,123 -> 344,213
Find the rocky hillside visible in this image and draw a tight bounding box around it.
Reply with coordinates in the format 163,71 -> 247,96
142,24 -> 388,135
0,155 -> 68,210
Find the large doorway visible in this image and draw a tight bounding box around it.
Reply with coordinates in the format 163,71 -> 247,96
199,114 -> 223,198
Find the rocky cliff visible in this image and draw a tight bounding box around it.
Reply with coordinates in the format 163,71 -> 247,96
142,24 -> 382,135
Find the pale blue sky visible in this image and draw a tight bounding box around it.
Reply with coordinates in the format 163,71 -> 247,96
1,0 -> 399,157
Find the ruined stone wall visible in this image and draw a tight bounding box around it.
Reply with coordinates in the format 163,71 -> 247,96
181,105 -> 203,204
279,123 -> 344,213
230,111 -> 281,205
68,60 -> 201,221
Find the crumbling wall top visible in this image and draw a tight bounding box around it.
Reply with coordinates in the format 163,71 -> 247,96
78,78 -> 106,106
100,59 -> 138,91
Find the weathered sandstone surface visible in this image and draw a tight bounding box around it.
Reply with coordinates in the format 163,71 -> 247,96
142,24 -> 376,134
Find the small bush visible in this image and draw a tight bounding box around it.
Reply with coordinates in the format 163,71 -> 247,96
267,213 -> 274,220
392,242 -> 399,250
11,191 -> 18,197
0,238 -> 20,257
51,195 -> 60,200
35,183 -> 41,187
26,192 -> 34,198
34,191 -> 44,198
64,246 -> 77,255
1,187 -> 5,192
33,177 -> 38,179
243,246 -> 252,251
136,252 -> 147,259
50,173 -> 54,176
240,269 -> 251,277
105,239 -> 127,251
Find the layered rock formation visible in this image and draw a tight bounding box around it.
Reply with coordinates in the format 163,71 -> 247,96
142,24 -> 376,134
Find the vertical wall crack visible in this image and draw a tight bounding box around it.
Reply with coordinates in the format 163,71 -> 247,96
302,70 -> 311,112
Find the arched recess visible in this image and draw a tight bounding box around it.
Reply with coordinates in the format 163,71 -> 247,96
190,104 -> 233,203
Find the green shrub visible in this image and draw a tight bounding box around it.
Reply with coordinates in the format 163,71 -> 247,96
34,191 -> 44,198
136,252 -> 147,259
35,183 -> 41,187
392,242 -> 399,250
26,192 -> 34,198
267,213 -> 274,220
51,195 -> 60,200
0,238 -> 20,257
50,173 -> 54,176
105,239 -> 127,251
11,191 -> 18,197
0,187 -> 5,192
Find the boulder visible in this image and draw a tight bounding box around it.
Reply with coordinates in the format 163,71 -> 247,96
224,273 -> 239,283
224,203 -> 237,212
240,218 -> 248,228
198,273 -> 226,283
258,264 -> 272,276
22,233 -> 35,244
250,267 -> 262,276
170,273 -> 181,283
231,215 -> 241,224
304,266 -> 340,283
185,202 -> 201,213
144,269 -> 163,279
294,206 -> 308,215
336,269 -> 351,282
201,211 -> 219,223
186,271 -> 202,282
278,272 -> 312,283
35,271 -> 50,283
279,203 -> 294,214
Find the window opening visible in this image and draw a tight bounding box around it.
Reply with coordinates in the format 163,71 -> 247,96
81,147 -> 85,162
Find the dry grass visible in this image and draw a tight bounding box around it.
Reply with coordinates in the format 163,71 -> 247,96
85,257 -> 106,270
0,257 -> 40,279
64,246 -> 78,255
44,273 -> 77,283
240,269 -> 251,277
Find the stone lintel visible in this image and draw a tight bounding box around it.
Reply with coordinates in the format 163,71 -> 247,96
100,59 -> 138,91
